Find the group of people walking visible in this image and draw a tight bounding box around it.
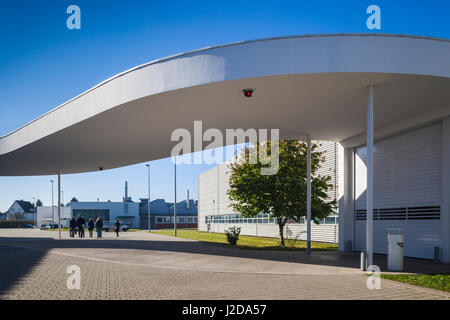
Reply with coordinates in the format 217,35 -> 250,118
69,215 -> 121,239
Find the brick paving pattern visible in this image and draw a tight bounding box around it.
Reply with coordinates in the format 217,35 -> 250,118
0,246 -> 448,300
0,229 -> 449,300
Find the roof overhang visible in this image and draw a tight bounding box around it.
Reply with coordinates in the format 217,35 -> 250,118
1,34 -> 450,176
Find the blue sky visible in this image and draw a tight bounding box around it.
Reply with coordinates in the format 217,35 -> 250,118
0,0 -> 449,212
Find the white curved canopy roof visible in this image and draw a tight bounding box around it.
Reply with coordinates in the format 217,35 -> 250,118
1,34 -> 450,176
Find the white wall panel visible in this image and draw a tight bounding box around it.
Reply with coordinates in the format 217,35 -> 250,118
354,123 -> 442,259
198,141 -> 339,243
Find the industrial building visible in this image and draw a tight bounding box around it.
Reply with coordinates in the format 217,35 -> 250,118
1,34 -> 449,262
198,141 -> 340,243
36,183 -> 197,230
36,206 -> 71,227
139,193 -> 198,230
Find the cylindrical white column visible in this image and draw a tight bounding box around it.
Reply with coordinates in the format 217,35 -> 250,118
366,85 -> 374,267
51,180 -> 54,229
146,164 -> 151,232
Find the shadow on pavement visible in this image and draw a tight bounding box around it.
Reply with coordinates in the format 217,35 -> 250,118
1,235 -> 448,281
0,244 -> 48,297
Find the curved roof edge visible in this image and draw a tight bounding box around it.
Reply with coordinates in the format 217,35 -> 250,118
2,33 -> 449,139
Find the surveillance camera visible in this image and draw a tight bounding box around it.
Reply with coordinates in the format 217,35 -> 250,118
98,166 -> 104,171
243,88 -> 253,97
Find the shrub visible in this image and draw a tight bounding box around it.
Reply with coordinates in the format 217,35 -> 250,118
284,225 -> 305,248
0,220 -> 35,228
224,226 -> 241,246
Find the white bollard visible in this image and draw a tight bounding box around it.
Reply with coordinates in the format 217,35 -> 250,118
387,229 -> 404,271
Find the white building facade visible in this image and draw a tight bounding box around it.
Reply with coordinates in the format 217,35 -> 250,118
36,206 -> 71,227
37,202 -> 140,228
340,120 -> 450,261
198,141 -> 341,243
6,200 -> 35,221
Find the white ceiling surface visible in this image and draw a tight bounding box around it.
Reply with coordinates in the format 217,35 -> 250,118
1,34 -> 450,176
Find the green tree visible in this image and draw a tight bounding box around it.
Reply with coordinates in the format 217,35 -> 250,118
227,140 -> 336,248
70,197 -> 79,203
36,199 -> 43,207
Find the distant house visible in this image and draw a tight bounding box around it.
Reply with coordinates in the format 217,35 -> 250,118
6,200 -> 35,221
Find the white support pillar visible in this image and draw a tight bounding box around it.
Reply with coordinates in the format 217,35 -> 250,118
339,146 -> 354,252
51,180 -> 54,229
306,134 -> 312,254
441,117 -> 450,263
57,172 -> 61,240
146,164 -> 151,232
366,86 -> 374,267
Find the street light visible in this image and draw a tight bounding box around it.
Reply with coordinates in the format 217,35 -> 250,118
145,164 -> 151,232
212,200 -> 215,233
32,197 -> 36,227
174,156 -> 177,237
50,180 -> 54,229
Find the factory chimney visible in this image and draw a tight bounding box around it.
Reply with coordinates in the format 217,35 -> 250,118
186,189 -> 189,209
124,181 -> 129,214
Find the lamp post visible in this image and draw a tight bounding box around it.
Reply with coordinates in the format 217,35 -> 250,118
174,156 -> 177,237
50,180 -> 54,229
212,200 -> 215,233
146,164 -> 151,232
32,197 -> 36,227
58,172 -> 61,239
306,134 -> 311,255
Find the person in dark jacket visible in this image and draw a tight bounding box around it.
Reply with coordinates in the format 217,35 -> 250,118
69,217 -> 76,238
87,218 -> 95,238
95,217 -> 103,239
76,214 -> 86,238
114,220 -> 120,238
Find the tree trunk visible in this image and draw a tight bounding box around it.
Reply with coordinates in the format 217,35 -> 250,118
277,217 -> 286,248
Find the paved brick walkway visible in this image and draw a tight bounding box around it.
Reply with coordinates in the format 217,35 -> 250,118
0,229 -> 449,300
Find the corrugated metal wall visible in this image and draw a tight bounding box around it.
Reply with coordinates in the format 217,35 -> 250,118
354,123 -> 442,259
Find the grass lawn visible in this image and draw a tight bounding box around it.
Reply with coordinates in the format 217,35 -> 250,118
152,229 -> 338,251
381,273 -> 450,292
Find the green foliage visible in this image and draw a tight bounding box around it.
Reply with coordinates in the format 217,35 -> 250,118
36,199 -> 43,207
0,220 -> 35,228
381,273 -> 450,292
227,140 -> 336,247
153,229 -> 338,251
284,225 -> 305,248
224,226 -> 241,245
